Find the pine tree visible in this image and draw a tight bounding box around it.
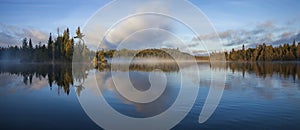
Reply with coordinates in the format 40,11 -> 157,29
75,27 -> 84,39
22,38 -> 28,49
297,42 -> 300,60
21,38 -> 29,62
65,38 -> 74,61
29,38 -> 33,49
48,33 -> 54,60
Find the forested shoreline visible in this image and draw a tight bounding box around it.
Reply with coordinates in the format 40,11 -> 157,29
94,48 -> 193,61
0,26 -> 300,63
221,41 -> 300,61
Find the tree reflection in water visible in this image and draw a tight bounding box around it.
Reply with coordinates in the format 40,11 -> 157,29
211,62 -> 300,81
0,63 -> 92,95
0,61 -> 299,96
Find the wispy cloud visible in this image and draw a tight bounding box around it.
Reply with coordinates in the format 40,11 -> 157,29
272,31 -> 300,46
193,20 -> 300,50
0,23 -> 48,46
256,21 -> 275,29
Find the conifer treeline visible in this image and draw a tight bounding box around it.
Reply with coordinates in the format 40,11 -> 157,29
95,48 -> 191,59
0,27 -> 93,62
1,27 -> 300,62
218,41 -> 300,61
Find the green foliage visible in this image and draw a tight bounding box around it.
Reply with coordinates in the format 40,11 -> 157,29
0,27 -> 92,63
94,48 -> 192,62
297,42 -> 300,60
225,42 -> 300,61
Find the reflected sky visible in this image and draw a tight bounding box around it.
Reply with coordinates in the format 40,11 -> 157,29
0,62 -> 300,129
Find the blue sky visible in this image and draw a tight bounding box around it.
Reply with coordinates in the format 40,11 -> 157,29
0,0 -> 299,51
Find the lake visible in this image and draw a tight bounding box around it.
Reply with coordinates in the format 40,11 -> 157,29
0,62 -> 299,130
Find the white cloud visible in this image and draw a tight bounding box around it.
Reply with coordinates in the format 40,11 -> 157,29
193,20 -> 300,50
83,1 -> 177,50
0,23 -> 48,46
103,2 -> 173,49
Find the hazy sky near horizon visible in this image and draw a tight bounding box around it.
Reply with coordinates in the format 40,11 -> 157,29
0,0 -> 299,52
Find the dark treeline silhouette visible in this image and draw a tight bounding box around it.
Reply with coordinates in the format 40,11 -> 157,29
94,48 -> 192,62
211,62 -> 300,81
218,41 -> 300,61
0,27 -> 94,62
94,40 -> 300,62
96,48 -> 191,58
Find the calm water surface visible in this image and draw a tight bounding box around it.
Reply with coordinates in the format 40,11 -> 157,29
0,62 -> 299,130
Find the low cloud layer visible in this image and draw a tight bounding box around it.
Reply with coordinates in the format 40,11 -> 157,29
0,23 -> 48,47
194,20 -> 300,50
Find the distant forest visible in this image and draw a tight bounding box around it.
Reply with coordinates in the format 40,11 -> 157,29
232,41 -> 300,61
95,48 -> 192,61
211,41 -> 300,61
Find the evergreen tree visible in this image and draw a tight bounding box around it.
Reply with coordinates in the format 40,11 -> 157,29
21,38 -> 29,62
75,27 -> 84,39
29,38 -> 33,49
48,33 -> 54,61
22,38 -> 28,49
296,42 -> 300,60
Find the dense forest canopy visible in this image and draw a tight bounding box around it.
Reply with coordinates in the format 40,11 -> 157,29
211,41 -> 300,61
0,27 -> 94,62
95,48 -> 192,60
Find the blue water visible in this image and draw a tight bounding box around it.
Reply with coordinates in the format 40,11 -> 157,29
0,62 -> 299,129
